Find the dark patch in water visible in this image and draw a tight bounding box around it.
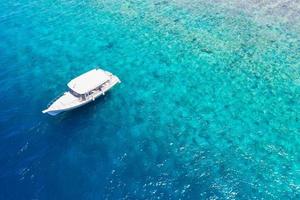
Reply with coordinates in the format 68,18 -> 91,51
224,104 -> 229,109
154,0 -> 168,6
201,48 -> 213,54
105,42 -> 114,49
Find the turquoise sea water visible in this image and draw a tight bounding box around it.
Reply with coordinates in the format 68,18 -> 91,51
0,0 -> 300,199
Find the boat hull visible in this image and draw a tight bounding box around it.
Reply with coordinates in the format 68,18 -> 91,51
43,110 -> 63,116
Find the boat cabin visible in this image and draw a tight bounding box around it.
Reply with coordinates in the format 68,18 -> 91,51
67,69 -> 110,100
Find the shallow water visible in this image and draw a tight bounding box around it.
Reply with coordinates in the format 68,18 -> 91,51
0,0 -> 299,199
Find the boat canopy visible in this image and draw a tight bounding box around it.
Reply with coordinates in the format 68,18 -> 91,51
67,69 -> 110,94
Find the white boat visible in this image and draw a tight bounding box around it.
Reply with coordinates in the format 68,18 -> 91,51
42,68 -> 121,116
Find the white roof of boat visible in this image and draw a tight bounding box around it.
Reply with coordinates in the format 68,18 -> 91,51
67,69 -> 110,94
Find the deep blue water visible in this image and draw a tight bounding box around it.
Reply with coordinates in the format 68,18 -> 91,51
0,0 -> 300,199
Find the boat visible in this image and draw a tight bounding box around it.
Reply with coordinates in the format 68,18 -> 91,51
42,68 -> 121,116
